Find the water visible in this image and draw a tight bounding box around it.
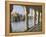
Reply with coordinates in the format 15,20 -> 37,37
11,19 -> 34,32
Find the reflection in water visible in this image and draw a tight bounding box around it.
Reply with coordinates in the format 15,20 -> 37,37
11,19 -> 34,32
11,21 -> 26,32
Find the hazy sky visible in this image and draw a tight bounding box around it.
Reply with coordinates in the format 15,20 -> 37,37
11,5 -> 33,16
12,5 -> 26,15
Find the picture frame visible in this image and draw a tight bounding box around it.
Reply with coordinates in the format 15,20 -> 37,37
5,1 -> 45,36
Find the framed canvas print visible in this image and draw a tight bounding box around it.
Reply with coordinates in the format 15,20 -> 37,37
5,1 -> 45,36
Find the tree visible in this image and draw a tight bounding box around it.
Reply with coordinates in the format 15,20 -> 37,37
26,6 -> 29,31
